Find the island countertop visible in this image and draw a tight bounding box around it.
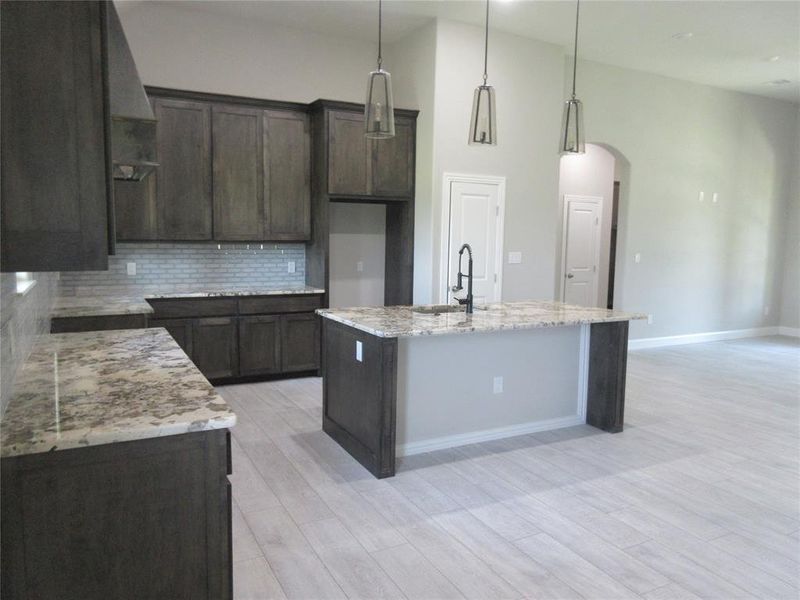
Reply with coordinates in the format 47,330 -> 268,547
0,328 -> 236,458
317,300 -> 646,338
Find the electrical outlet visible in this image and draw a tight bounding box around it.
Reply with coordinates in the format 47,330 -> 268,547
287,261 -> 296,274
634,253 -> 641,264
356,261 -> 364,272
355,340 -> 363,362
712,192 -> 719,203
493,376 -> 503,394
764,306 -> 770,316
508,252 -> 522,264
647,314 -> 654,325
698,191 -> 705,203
126,262 -> 136,276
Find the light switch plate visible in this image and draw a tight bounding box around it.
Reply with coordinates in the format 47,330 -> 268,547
712,192 -> 719,203
287,261 -> 296,274
634,253 -> 641,264
508,252 -> 522,264
356,261 -> 364,272
126,262 -> 136,276
698,191 -> 705,202
355,340 -> 363,362
493,376 -> 503,394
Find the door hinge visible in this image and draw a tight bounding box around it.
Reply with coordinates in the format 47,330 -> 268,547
593,265 -> 597,272
496,205 -> 500,216
494,273 -> 498,283
595,217 -> 599,225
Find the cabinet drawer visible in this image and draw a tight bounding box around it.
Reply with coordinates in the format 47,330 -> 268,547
238,295 -> 322,315
148,298 -> 238,319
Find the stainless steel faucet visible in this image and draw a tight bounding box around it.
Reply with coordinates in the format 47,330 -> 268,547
450,243 -> 474,314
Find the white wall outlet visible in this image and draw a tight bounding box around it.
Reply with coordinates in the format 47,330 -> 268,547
712,192 -> 719,203
647,314 -> 654,325
634,253 -> 641,264
356,261 -> 364,272
287,261 -> 296,274
493,376 -> 504,394
508,252 -> 522,264
126,262 -> 136,276
698,191 -> 705,202
764,305 -> 770,316
355,340 -> 363,362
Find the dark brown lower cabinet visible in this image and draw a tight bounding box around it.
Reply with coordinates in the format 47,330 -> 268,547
51,313 -> 148,334
156,318 -> 194,358
192,317 -> 239,379
239,315 -> 282,376
1,429 -> 232,600
282,313 -> 320,372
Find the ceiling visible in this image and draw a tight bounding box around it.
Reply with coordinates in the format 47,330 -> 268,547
117,1 -> 800,103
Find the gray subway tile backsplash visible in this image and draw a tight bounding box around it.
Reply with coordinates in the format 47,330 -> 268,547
59,242 -> 306,296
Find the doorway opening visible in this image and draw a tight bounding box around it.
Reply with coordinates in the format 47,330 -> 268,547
556,143 -> 628,309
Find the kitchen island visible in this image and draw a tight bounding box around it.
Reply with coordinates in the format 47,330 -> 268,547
318,301 -> 645,478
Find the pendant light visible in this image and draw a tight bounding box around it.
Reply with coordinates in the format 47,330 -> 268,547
560,0 -> 585,154
468,0 -> 496,145
365,0 -> 395,138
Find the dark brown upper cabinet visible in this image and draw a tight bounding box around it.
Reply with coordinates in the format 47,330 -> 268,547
328,111 -> 370,196
212,105 -> 264,241
264,110 -> 311,240
154,98 -> 213,240
371,116 -> 416,198
325,109 -> 416,199
1,0 -> 112,272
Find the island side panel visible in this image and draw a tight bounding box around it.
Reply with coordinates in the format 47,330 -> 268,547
587,320 -> 629,432
321,319 -> 398,478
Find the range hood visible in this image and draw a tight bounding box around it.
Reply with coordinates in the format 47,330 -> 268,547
107,2 -> 158,181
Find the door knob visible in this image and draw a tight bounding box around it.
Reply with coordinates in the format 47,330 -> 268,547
566,273 -> 574,279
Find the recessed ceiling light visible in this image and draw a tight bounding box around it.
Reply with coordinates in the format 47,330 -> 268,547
766,79 -> 792,85
671,32 -> 694,40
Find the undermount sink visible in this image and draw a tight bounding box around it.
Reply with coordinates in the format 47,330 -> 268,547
412,304 -> 466,315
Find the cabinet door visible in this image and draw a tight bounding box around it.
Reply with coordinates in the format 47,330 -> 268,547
213,105 -> 264,241
193,317 -> 238,379
153,318 -> 194,358
264,110 -> 311,240
281,314 -> 320,372
371,116 -> 415,198
1,0 -> 110,271
154,98 -> 213,240
328,111 -> 369,196
114,177 -> 158,240
238,315 -> 281,376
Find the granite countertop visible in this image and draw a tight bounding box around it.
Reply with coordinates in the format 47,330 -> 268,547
317,300 -> 647,338
52,286 -> 326,319
0,328 -> 236,458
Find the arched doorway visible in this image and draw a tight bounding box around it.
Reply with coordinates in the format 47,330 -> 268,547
556,143 -> 631,309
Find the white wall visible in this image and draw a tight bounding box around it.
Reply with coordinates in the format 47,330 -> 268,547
557,144 -> 616,307
328,203 -> 386,308
118,2 -> 374,103
428,20 -> 565,303
780,129 -> 800,331
574,59 -> 799,339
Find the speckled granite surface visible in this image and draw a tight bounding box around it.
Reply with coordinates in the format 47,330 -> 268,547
317,300 -> 646,338
0,328 -> 236,458
52,286 -> 325,319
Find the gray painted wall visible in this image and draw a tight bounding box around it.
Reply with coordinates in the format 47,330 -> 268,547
779,130 -> 800,330
59,243 -> 305,296
0,273 -> 59,412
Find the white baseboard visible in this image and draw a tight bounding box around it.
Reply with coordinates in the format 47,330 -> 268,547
778,326 -> 800,338
396,414 -> 585,457
629,326 -> 780,350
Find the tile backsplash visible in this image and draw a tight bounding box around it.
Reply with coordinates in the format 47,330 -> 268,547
59,242 -> 306,296
1,272 -> 59,412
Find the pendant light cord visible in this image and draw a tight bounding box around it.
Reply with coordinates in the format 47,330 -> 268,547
483,0 -> 490,84
377,0 -> 383,70
571,0 -> 580,98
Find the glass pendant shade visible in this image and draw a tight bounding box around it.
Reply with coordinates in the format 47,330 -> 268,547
365,68 -> 395,139
560,97 -> 585,154
468,84 -> 497,145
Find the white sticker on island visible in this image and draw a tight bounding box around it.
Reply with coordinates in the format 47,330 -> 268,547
356,340 -> 363,362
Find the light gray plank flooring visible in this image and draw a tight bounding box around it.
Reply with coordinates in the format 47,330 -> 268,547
220,335 -> 800,599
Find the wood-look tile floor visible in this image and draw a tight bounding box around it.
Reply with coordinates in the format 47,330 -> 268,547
218,336 -> 800,600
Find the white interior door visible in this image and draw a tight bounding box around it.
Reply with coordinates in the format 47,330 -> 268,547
445,179 -> 503,305
561,195 -> 602,307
